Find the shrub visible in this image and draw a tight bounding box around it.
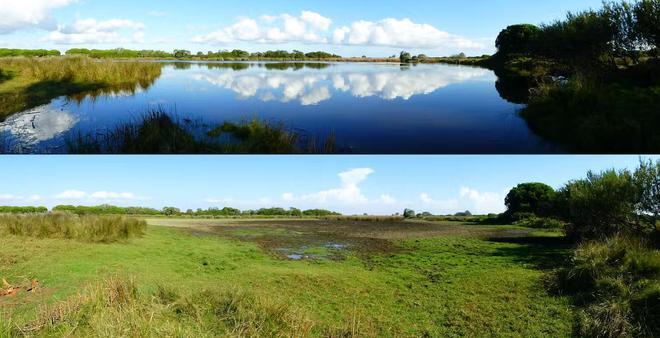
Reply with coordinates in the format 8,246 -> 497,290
515,217 -> 565,229
558,169 -> 638,241
495,24 -> 542,55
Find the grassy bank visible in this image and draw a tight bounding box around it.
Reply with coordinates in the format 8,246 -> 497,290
0,57 -> 162,119
0,220 -> 573,336
0,213 -> 146,243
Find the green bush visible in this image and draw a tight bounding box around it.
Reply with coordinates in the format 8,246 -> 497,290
515,217 -> 565,229
557,169 -> 638,240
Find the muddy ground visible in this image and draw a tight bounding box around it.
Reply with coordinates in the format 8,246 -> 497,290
147,218 -> 539,261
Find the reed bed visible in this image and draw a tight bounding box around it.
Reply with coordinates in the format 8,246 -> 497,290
0,56 -> 162,85
0,213 -> 146,242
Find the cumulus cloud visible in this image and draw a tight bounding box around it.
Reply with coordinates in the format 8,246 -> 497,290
55,190 -> 143,201
278,168 -> 375,206
45,18 -> 146,44
0,0 -> 76,33
193,11 -> 331,44
420,187 -> 506,215
332,18 -> 484,49
55,190 -> 87,199
0,105 -> 78,149
459,187 -> 506,214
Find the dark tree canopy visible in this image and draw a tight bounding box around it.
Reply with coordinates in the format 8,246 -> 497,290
635,0 -> 660,49
505,182 -> 556,216
495,24 -> 542,55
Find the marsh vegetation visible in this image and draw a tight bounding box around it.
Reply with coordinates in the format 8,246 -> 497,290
0,57 -> 162,118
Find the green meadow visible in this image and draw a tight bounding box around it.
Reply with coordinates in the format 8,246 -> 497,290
0,219 -> 574,337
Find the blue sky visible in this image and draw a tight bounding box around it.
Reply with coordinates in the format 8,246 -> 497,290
0,156 -> 654,215
0,0 -> 605,56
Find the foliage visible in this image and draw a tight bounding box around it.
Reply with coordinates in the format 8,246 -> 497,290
400,51 -> 412,63
514,216 -> 565,229
0,48 -> 60,57
66,48 -> 172,58
53,205 -> 161,215
0,206 -> 48,214
403,208 -> 416,218
495,24 -> 542,55
0,213 -> 146,242
634,158 -> 660,225
173,50 -> 192,59
634,0 -> 660,50
505,183 -> 556,218
550,235 -> 659,337
558,169 -> 638,240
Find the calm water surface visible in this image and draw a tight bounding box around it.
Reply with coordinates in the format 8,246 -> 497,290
0,62 -> 562,153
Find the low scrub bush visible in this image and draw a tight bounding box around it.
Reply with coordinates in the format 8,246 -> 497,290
515,217 -> 565,229
550,235 -> 659,337
0,213 -> 146,242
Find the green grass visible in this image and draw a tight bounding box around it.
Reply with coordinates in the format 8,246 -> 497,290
0,56 -> 162,119
1,223 -> 574,337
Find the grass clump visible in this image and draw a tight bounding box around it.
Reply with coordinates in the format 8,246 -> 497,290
0,213 -> 146,243
5,276 -> 315,337
66,110 -> 335,154
0,56 -> 162,118
549,235 -> 659,337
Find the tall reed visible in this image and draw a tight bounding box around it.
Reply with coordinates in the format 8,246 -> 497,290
0,213 -> 147,242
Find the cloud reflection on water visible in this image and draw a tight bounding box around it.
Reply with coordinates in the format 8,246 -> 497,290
191,63 -> 490,105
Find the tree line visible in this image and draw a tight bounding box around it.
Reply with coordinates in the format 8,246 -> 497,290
495,0 -> 659,68
0,48 -> 343,60
0,204 -> 341,217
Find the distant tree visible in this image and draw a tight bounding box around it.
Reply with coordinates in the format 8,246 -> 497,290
162,207 -> 181,216
403,208 -> 416,218
420,211 -> 433,217
417,54 -> 428,62
399,51 -> 412,63
495,24 -> 542,55
289,208 -> 303,217
454,210 -> 472,217
173,50 -> 191,59
505,183 -> 556,217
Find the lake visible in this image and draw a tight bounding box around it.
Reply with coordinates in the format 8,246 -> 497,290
0,61 -> 562,153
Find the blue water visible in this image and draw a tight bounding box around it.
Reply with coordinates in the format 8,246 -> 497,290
0,61 -> 561,153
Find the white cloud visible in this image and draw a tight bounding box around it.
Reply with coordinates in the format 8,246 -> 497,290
90,191 -> 138,200
377,194 -> 397,205
420,188 -> 506,215
45,18 -> 146,44
420,193 -> 459,212
55,190 -> 143,201
300,11 -> 332,31
282,193 -> 295,202
28,194 -> 42,201
459,187 -> 505,214
0,0 -> 76,34
193,11 -> 330,44
297,168 -> 374,205
55,190 -> 87,199
0,194 -> 17,200
147,11 -> 167,17
332,18 -> 484,50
